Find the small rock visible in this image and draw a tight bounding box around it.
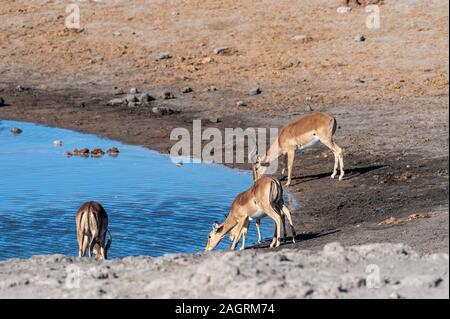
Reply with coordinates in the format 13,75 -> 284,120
249,87 -> 262,95
209,117 -> 221,123
349,75 -> 365,83
158,52 -> 172,60
124,94 -> 139,103
291,35 -> 312,43
291,58 -> 301,66
129,88 -> 138,94
74,148 -> 89,156
138,93 -> 155,104
152,106 -> 174,115
106,147 -> 120,155
171,11 -> 180,16
112,31 -> 121,36
0,97 -> 5,106
355,34 -> 366,42
107,98 -> 125,106
53,140 -> 62,147
128,101 -> 139,108
305,105 -> 313,112
213,47 -> 229,55
113,87 -> 125,95
161,90 -> 175,100
91,148 -> 105,157
236,100 -> 247,107
10,127 -> 22,134
181,86 -> 193,93
337,6 -> 352,13
15,85 -> 30,92
65,151 -> 73,157
204,86 -> 217,92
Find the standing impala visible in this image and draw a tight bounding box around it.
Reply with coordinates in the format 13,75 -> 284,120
259,112 -> 344,186
205,173 -> 296,251
76,201 -> 112,260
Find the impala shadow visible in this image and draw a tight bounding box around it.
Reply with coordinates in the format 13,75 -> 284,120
247,229 -> 340,250
281,164 -> 386,185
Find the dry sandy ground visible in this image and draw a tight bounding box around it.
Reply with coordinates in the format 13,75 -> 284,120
0,0 -> 448,298
0,242 -> 448,298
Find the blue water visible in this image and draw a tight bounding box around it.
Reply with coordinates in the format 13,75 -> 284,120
0,120 -> 275,260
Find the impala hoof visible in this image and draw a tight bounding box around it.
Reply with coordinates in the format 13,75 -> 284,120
285,181 -> 291,186
331,174 -> 336,179
339,175 -> 344,181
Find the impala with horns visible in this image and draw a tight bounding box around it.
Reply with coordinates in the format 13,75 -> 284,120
257,112 -> 344,186
76,201 -> 112,260
205,175 -> 296,251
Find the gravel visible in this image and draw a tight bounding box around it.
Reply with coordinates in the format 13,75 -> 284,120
0,242 -> 447,298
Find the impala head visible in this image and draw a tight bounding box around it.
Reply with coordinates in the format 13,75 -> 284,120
93,230 -> 112,260
205,221 -> 225,251
252,156 -> 266,182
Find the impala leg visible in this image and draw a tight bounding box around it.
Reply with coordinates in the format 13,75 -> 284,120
240,222 -> 249,251
77,231 -> 85,257
321,139 -> 344,180
262,203 -> 282,248
281,205 -> 297,243
230,218 -> 246,251
255,218 -> 262,244
81,235 -> 89,258
281,213 -> 287,243
286,149 -> 295,186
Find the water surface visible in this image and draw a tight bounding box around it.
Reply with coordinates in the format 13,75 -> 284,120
0,120 -> 275,260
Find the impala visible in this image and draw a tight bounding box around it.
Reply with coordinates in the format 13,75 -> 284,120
227,158 -> 296,250
205,173 -> 296,251
258,112 -> 344,186
76,201 -> 112,260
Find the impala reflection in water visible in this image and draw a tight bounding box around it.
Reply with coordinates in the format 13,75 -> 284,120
0,120 -> 275,260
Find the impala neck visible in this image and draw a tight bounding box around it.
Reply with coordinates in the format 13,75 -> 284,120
218,211 -> 239,238
265,138 -> 281,164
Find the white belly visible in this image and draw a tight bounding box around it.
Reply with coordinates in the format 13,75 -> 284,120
249,206 -> 267,220
297,135 -> 320,151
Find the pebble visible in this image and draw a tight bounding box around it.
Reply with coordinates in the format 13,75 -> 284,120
355,34 -> 366,42
113,87 -> 125,95
106,147 -> 120,155
0,97 -> 5,106
213,47 -> 229,55
10,127 -> 22,134
112,31 -> 121,36
138,93 -> 155,104
161,90 -> 175,99
91,148 -> 105,157
209,117 -> 221,123
337,6 -> 352,13
349,75 -> 365,83
291,35 -> 312,43
124,94 -> 139,103
152,106 -> 174,116
236,100 -> 247,107
128,101 -> 139,108
181,86 -> 193,93
65,151 -> 73,157
107,98 -> 125,106
15,85 -> 30,92
249,87 -> 262,95
129,88 -> 138,94
158,52 -> 172,60
204,86 -> 217,92
53,140 -> 62,147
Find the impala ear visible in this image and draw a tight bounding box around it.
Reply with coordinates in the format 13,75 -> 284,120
212,221 -> 221,232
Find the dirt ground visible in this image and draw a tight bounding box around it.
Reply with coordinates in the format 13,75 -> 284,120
0,0 -> 448,256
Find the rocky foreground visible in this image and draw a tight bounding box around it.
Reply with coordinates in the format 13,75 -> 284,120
0,242 -> 448,299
